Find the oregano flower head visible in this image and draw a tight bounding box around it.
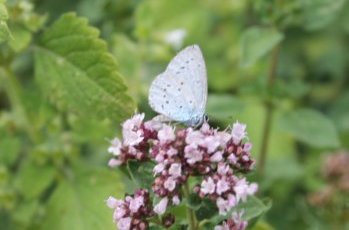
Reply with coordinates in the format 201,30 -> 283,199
106,113 -> 258,229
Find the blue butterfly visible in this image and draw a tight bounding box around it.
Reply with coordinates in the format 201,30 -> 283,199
149,45 -> 207,127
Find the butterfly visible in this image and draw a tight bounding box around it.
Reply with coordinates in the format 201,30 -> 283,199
148,45 -> 207,127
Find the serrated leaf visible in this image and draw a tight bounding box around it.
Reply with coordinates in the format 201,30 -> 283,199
35,13 -> 135,123
240,27 -> 283,67
40,166 -> 124,230
279,109 -> 340,148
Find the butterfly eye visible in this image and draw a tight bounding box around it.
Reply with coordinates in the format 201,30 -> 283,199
204,115 -> 209,122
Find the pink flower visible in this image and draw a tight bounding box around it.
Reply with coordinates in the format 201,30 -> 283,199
155,151 -> 165,162
210,151 -> 223,162
117,217 -> 132,230
203,136 -> 221,153
185,130 -> 204,147
114,206 -> 126,220
214,223 -> 230,230
108,138 -> 121,156
172,196 -> 180,205
153,163 -> 165,175
201,177 -> 216,194
231,121 -> 247,144
164,177 -> 176,191
215,211 -> 247,230
122,113 -> 145,146
217,163 -> 231,175
184,146 -> 203,165
243,142 -> 252,152
106,196 -> 119,209
234,179 -> 258,202
154,197 -> 169,215
108,158 -> 122,167
217,132 -> 231,146
228,154 -> 238,164
227,194 -> 237,207
200,122 -> 211,133
168,163 -> 182,178
216,178 -> 230,195
129,196 -> 144,213
166,147 -> 178,157
144,118 -> 163,131
158,125 -> 175,143
216,197 -> 230,215
232,211 -> 248,229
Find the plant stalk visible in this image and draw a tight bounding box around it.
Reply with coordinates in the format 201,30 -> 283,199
1,66 -> 40,143
257,43 -> 281,176
183,181 -> 198,230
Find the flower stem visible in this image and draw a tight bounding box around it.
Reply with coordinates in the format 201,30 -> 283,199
183,181 -> 198,230
257,43 -> 281,176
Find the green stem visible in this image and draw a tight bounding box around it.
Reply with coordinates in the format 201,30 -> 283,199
183,181 -> 198,230
0,66 -> 40,143
257,43 -> 281,176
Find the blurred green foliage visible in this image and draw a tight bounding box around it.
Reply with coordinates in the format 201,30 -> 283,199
0,0 -> 348,229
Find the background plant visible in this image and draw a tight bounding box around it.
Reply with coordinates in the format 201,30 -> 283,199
0,0 -> 348,229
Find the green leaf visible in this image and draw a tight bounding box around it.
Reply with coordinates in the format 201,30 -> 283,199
40,166 -> 124,230
14,162 -> 56,200
250,220 -> 275,230
12,200 -> 39,228
195,199 -> 217,221
0,2 -> 8,21
279,109 -> 340,148
330,91 -> 349,131
187,193 -> 202,211
0,1 -> 11,43
206,94 -> 245,122
8,25 -> 32,52
237,196 -> 272,221
202,196 -> 271,229
0,132 -> 20,166
127,161 -> 155,190
35,13 -> 135,123
301,0 -> 346,31
240,27 -> 283,67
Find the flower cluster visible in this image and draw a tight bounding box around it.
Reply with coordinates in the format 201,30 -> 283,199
214,212 -> 247,230
196,163 -> 257,215
107,114 -> 158,167
107,113 -> 258,229
106,189 -> 154,230
308,151 -> 349,207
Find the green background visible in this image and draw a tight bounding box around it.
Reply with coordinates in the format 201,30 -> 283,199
1,0 -> 348,229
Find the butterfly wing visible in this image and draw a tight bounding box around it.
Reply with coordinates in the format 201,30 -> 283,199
149,45 -> 207,125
